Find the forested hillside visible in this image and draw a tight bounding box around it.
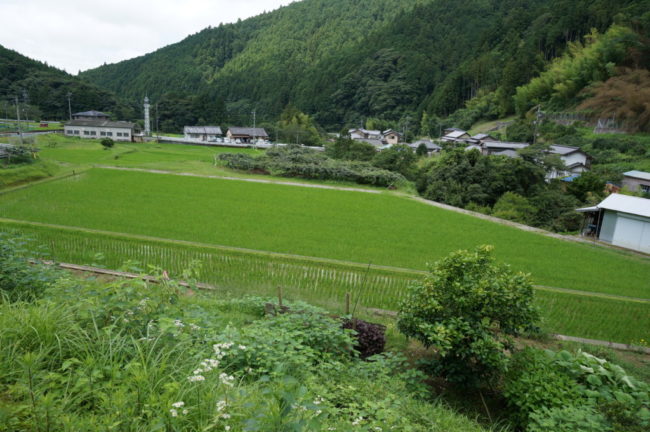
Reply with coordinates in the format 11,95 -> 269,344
79,0 -> 649,132
0,45 -> 135,121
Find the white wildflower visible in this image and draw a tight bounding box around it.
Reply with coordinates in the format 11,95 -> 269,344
216,400 -> 227,411
190,323 -> 201,331
224,426 -> 231,431
238,345 -> 247,350
170,408 -> 178,417
174,320 -> 185,328
188,375 -> 205,382
352,416 -> 363,426
182,409 -> 189,415
171,401 -> 185,408
220,413 -> 231,419
219,373 -> 235,387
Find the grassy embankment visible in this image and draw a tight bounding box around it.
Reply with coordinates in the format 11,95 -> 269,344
0,263 -> 498,431
0,134 -> 398,191
1,168 -> 648,344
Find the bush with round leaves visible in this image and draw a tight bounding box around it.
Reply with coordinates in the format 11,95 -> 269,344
397,245 -> 539,386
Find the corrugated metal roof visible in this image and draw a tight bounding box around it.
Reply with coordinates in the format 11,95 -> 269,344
624,170 -> 650,181
445,130 -> 469,139
597,194 -> 650,218
65,120 -> 134,128
228,127 -> 269,138
549,145 -> 581,155
410,139 -> 441,150
485,142 -> 529,149
72,110 -> 109,117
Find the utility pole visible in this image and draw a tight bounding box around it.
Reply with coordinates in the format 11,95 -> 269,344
155,103 -> 159,138
67,92 -> 72,120
533,105 -> 542,146
251,109 -> 256,129
14,96 -> 23,146
22,90 -> 29,123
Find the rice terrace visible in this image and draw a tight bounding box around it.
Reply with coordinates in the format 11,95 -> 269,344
1,138 -> 649,344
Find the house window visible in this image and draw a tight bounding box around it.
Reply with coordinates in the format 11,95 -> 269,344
123,132 -> 129,137
116,132 -> 122,137
100,131 -> 106,136
84,131 -> 90,135
90,131 -> 96,136
66,129 -> 72,135
641,184 -> 650,193
107,132 -> 113,136
74,130 -> 80,135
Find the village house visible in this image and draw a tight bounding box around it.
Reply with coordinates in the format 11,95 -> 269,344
577,194 -> 650,254
546,145 -> 591,179
183,126 -> 223,141
64,119 -> 135,142
622,171 -> 650,194
464,139 -> 591,178
409,139 -> 442,154
226,127 -> 269,143
348,128 -> 382,140
441,129 -> 471,143
382,129 -> 402,145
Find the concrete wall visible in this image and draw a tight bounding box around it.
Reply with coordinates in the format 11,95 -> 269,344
622,176 -> 650,193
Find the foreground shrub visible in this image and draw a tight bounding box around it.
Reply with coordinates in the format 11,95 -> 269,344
0,233 -> 59,302
342,318 -> 386,359
504,348 -> 650,431
398,245 -> 539,386
219,145 -> 407,187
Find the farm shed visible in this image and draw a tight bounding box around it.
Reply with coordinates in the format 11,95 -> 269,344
577,194 -> 650,254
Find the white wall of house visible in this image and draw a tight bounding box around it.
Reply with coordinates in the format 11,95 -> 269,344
600,211 -> 650,253
64,125 -> 132,141
184,132 -> 220,141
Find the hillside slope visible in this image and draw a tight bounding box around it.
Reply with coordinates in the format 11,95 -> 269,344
80,0 -> 649,129
0,45 -> 134,120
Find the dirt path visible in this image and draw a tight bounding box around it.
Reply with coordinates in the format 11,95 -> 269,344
96,165 -> 383,194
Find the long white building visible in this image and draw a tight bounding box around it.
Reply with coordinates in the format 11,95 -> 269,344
64,119 -> 135,142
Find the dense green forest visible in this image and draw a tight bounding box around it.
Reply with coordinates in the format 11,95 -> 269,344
0,45 -> 135,121
79,0 -> 650,132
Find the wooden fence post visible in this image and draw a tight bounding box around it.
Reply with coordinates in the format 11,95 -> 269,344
345,292 -> 351,315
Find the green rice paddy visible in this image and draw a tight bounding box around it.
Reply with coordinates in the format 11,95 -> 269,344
1,137 -> 648,345
1,168 -> 649,299
1,220 -> 647,344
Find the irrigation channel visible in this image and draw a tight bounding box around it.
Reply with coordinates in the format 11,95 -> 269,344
2,217 -> 649,345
